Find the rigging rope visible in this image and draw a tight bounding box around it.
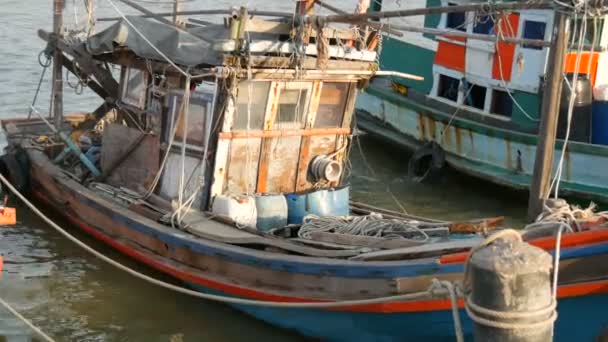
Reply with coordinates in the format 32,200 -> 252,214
0,173 -> 450,308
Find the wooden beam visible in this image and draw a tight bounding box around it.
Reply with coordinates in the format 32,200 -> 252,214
527,12 -> 569,222
38,29 -> 120,100
60,53 -> 109,99
51,0 -> 65,130
97,9 -> 293,22
315,0 -> 403,37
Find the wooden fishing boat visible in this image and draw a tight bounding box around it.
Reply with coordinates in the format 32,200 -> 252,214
2,1 -> 608,341
356,0 -> 608,202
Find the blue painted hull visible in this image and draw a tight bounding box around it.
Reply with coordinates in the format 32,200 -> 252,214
190,283 -> 608,342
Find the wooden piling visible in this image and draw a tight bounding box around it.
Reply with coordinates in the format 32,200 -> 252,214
527,12 -> 570,222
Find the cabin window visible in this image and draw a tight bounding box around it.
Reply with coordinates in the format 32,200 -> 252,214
522,20 -> 546,50
315,82 -> 350,128
473,14 -> 494,34
490,89 -> 513,117
446,3 -> 466,32
275,83 -> 311,129
166,87 -> 214,148
437,74 -> 460,102
122,68 -> 147,109
463,82 -> 486,110
234,81 -> 270,130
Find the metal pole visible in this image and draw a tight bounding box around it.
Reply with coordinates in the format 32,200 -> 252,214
324,1 -> 551,23
51,0 -> 64,130
527,12 -> 570,222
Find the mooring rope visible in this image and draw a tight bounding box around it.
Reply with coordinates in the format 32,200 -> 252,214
0,296 -> 55,342
0,173 -> 450,309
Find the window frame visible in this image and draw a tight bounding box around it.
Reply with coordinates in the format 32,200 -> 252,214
165,86 -> 216,152
120,67 -> 149,109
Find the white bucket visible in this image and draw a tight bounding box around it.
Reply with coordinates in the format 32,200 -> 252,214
211,195 -> 257,228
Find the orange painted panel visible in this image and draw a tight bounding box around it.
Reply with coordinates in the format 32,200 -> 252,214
434,36 -> 466,72
492,13 -> 520,81
565,52 -> 599,86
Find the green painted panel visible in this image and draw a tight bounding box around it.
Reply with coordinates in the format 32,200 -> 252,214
423,0 -> 442,39
380,38 -> 435,94
512,91 -> 540,129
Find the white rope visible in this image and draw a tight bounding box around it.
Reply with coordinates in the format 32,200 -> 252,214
298,214 -> 431,242
434,280 -> 464,342
0,296 -> 55,342
464,297 -> 557,330
0,173 -> 452,308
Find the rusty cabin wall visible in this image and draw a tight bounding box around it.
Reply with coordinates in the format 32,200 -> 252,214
211,79 -> 356,198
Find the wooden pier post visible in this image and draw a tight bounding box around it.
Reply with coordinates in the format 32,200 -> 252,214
527,12 -> 569,222
51,0 -> 65,131
466,236 -> 555,341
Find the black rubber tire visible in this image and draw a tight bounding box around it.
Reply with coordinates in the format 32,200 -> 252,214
407,141 -> 445,183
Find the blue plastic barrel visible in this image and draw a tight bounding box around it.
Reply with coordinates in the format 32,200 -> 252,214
255,195 -> 288,232
285,187 -> 350,224
592,101 -> 608,145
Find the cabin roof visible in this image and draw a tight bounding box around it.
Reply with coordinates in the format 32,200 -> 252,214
85,15 -> 377,70
86,16 -> 222,67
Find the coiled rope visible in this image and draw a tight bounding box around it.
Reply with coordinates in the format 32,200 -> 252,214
298,214 -> 430,243
0,173 -> 447,308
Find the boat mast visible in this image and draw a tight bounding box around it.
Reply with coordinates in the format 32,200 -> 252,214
51,0 -> 65,129
527,12 -> 570,222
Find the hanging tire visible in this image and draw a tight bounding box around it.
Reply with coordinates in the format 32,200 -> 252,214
407,141 -> 445,183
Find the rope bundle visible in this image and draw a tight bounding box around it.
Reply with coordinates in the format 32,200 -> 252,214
298,213 -> 430,243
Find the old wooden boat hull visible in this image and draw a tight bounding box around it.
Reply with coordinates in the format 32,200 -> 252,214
10,129 -> 608,341
356,82 -> 608,202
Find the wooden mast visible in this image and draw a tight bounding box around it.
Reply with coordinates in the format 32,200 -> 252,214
51,0 -> 65,129
527,12 -> 570,222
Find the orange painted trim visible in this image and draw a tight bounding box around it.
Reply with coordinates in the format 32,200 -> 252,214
434,36 -> 466,72
220,128 -> 351,140
492,14 -> 520,81
441,228 -> 608,265
564,52 -> 599,86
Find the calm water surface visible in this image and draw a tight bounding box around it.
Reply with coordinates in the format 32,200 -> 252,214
0,1 -> 529,340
